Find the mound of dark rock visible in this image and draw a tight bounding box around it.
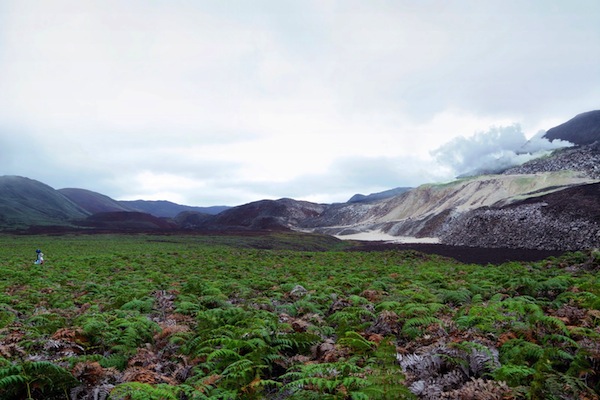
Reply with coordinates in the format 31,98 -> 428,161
543,110 -> 600,146
440,183 -> 600,251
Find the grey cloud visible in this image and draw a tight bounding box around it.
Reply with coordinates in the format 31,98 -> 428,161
0,128 -> 69,183
233,155 -> 441,204
330,2 -> 600,121
327,157 -> 437,189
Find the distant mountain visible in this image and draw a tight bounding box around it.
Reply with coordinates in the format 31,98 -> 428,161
543,110 -> 600,145
59,188 -> 131,214
0,176 -> 89,229
120,200 -> 228,218
0,178 -> 229,231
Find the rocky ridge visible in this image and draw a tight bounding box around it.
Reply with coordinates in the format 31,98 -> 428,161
439,199 -> 600,251
503,142 -> 600,179
543,110 -> 600,145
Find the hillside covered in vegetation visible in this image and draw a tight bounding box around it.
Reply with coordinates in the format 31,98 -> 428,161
0,233 -> 598,399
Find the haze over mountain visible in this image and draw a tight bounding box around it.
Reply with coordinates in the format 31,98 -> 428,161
57,188 -> 131,214
1,111 -> 599,251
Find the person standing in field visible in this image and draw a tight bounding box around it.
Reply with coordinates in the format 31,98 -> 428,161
34,249 -> 44,265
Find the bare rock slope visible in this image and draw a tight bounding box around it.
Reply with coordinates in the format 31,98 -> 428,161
303,172 -> 597,241
440,183 -> 600,250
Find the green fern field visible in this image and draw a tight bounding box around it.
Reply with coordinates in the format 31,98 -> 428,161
0,234 -> 598,399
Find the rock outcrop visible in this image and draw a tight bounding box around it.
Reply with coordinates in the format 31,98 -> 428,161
440,183 -> 600,250
503,142 -> 600,179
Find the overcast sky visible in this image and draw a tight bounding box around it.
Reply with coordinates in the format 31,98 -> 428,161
1,1 -> 599,206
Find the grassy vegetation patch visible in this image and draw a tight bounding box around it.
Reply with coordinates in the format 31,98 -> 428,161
0,233 -> 598,399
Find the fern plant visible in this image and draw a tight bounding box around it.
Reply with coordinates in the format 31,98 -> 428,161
109,382 -> 180,400
106,314 -> 160,357
499,338 -> 543,366
337,331 -> 374,355
534,371 -> 599,400
0,360 -> 78,400
492,363 -> 536,387
26,312 -> 67,335
528,347 -> 597,400
395,301 -> 445,319
359,337 -> 415,399
401,316 -> 442,339
327,306 -> 375,334
281,360 -> 369,399
535,275 -> 573,300
437,288 -> 472,306
120,297 -> 155,314
182,307 -> 291,398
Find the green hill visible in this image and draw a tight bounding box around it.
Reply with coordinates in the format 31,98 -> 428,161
0,176 -> 89,229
